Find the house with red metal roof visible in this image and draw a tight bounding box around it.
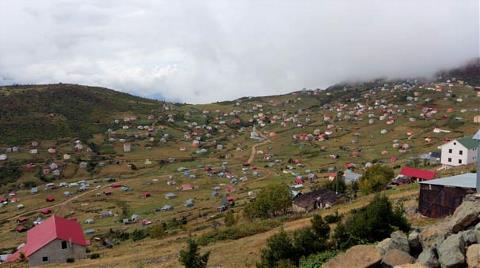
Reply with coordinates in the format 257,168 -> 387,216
7,215 -> 87,266
399,166 -> 436,181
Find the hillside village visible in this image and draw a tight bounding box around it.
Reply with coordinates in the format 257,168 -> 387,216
1,64 -> 480,267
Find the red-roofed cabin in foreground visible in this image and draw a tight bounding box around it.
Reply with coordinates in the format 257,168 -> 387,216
7,215 -> 87,266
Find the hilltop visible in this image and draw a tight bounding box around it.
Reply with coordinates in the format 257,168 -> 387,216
0,84 -> 161,144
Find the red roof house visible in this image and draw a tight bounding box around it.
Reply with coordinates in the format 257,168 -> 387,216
400,167 -> 436,181
8,215 -> 87,266
40,208 -> 52,215
46,195 -> 55,202
181,184 -> 193,191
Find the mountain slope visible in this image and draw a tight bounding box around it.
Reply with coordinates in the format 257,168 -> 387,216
0,84 -> 160,144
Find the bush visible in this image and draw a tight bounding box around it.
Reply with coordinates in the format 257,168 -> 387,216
333,194 -> 410,250
66,258 -> 75,263
131,229 -> 148,241
324,211 -> 342,224
89,253 -> 100,259
299,250 -> 337,268
359,165 -> 394,194
179,239 -> 210,268
258,230 -> 296,268
224,210 -> 236,227
149,223 -> 166,239
244,183 -> 292,219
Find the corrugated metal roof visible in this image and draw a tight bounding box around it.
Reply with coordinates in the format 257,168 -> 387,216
419,173 -> 477,188
457,137 -> 480,149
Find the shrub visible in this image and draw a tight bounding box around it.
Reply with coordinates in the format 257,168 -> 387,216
299,250 -> 337,268
244,183 -> 292,219
179,239 -> 210,268
333,194 -> 410,250
257,229 -> 296,268
359,165 -> 394,194
224,210 -> 236,227
148,223 -> 166,239
89,253 -> 100,259
324,211 -> 342,224
131,229 -> 148,241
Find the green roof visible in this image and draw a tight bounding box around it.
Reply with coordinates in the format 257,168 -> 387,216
457,137 -> 480,149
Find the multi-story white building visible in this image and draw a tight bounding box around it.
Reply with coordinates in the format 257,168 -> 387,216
440,137 -> 479,166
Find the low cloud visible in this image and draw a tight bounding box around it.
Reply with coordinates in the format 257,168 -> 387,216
0,0 -> 478,103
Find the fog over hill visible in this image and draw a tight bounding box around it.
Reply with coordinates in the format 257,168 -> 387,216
0,0 -> 478,103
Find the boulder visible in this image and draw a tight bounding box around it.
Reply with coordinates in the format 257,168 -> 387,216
416,248 -> 439,268
381,249 -> 415,268
419,223 -> 449,249
323,245 -> 381,268
394,264 -> 428,268
437,233 -> 465,268
474,222 -> 480,243
449,196 -> 480,233
408,229 -> 421,251
377,232 -> 410,256
391,231 -> 410,253
460,229 -> 477,246
466,244 -> 480,268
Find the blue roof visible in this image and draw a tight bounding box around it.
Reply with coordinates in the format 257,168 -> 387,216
419,173 -> 477,188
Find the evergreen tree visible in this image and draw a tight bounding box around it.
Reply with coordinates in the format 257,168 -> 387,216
179,239 -> 210,268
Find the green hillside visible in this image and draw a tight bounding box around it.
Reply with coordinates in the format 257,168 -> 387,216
0,84 -> 161,144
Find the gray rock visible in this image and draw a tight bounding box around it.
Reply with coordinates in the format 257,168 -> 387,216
408,229 -> 421,251
460,229 -> 477,245
391,231 -> 410,253
466,244 -> 480,268
416,248 -> 439,268
381,249 -> 415,268
376,231 -> 410,256
437,233 -> 465,268
448,198 -> 480,233
419,223 -> 449,249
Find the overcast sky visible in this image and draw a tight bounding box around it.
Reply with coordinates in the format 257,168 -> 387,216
0,0 -> 478,103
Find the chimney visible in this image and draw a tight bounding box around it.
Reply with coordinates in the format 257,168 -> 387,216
473,130 -> 480,192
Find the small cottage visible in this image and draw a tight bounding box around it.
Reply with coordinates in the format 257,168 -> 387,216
7,215 -> 87,266
292,188 -> 337,213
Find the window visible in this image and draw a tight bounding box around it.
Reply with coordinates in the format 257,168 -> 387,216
459,150 -> 463,155
454,142 -> 457,145
448,158 -> 452,162
61,241 -> 68,249
459,159 -> 463,164
42,257 -> 49,262
448,149 -> 453,153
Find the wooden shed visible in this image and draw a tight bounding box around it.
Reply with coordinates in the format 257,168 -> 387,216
418,173 -> 477,218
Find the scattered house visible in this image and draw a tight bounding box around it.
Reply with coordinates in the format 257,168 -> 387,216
343,169 -> 361,184
418,173 -> 477,218
45,195 -> 55,202
181,183 -> 193,191
398,166 -> 436,182
31,187 -> 38,194
165,192 -> 176,199
474,115 -> 480,123
143,192 -> 151,198
439,137 -> 479,166
292,188 -> 337,213
185,198 -> 194,207
84,218 -> 94,224
158,204 -> 173,211
7,215 -> 87,266
40,208 -> 52,215
123,143 -> 131,153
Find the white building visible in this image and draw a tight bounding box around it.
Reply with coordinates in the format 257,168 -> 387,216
440,137 -> 479,166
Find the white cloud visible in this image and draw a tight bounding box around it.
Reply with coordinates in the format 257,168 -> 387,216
0,0 -> 478,103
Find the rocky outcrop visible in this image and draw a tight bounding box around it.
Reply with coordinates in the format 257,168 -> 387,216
437,233 -> 465,268
416,248 -> 439,268
381,249 -> 414,268
323,245 -> 381,268
449,195 -> 480,233
377,231 -> 410,256
408,229 -> 421,252
466,244 -> 480,268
